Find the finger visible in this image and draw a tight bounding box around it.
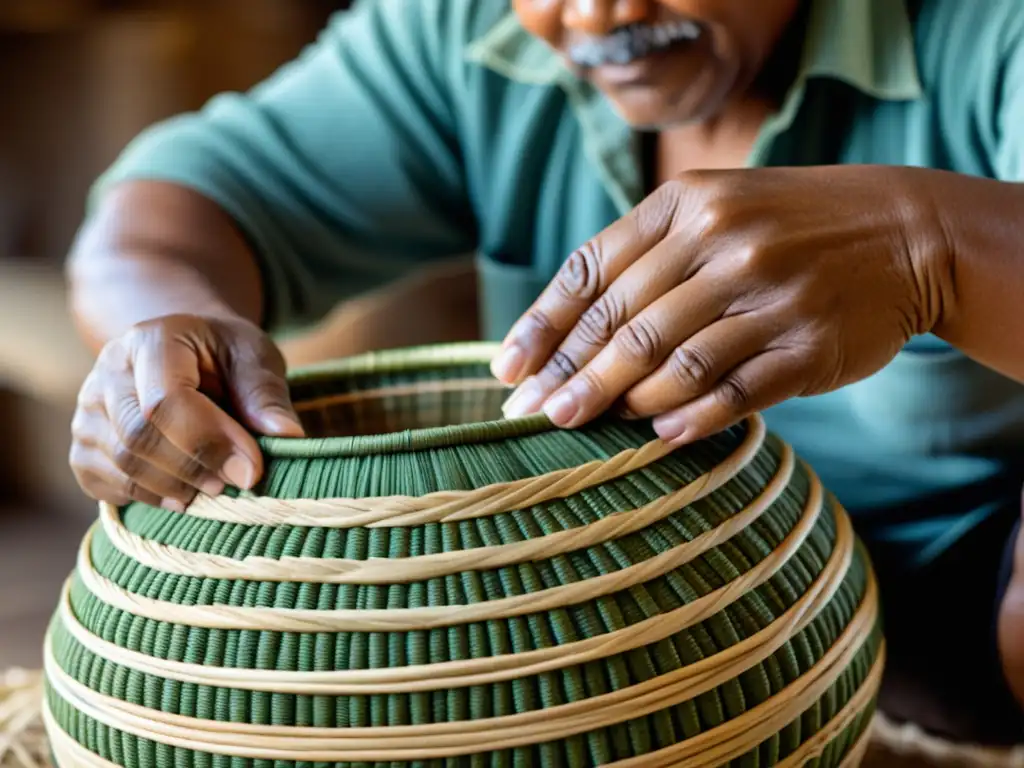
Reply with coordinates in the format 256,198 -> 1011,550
131,339 -> 264,489
106,370 -> 238,492
521,270 -> 732,426
623,312 -> 776,418
502,236 -> 719,420
223,345 -> 305,437
491,183 -> 683,385
652,348 -> 806,444
76,406 -> 217,508
70,441 -> 166,510
76,392 -> 225,498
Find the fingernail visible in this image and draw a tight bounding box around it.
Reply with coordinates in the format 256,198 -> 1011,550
491,343 -> 526,384
199,477 -> 226,497
222,454 -> 256,489
543,389 -> 580,427
261,409 -> 305,437
502,378 -> 545,418
161,498 -> 185,513
653,413 -> 686,441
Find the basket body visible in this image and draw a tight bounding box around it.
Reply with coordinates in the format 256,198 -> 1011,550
42,343 -> 883,767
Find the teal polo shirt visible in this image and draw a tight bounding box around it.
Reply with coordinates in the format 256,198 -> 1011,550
89,0 -> 1024,566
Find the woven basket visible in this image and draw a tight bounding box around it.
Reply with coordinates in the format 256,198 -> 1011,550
41,342 -> 883,766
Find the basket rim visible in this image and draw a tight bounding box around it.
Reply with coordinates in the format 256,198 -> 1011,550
258,342 -> 556,458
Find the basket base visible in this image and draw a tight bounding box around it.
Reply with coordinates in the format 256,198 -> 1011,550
7,668 -> 1022,768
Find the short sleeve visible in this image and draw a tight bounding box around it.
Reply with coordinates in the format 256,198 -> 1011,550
994,7 -> 1024,181
89,0 -> 484,333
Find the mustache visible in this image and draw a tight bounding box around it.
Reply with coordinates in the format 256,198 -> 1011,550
567,19 -> 702,67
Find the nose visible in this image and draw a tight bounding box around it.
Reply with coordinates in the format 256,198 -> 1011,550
562,0 -> 655,35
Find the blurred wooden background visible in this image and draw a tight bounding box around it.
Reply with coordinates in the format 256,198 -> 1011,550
0,0 -> 354,666
0,0 -> 352,266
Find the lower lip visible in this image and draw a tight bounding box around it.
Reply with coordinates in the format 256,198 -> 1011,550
590,42 -> 694,86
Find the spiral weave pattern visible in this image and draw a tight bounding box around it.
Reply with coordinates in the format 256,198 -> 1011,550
43,343 -> 883,766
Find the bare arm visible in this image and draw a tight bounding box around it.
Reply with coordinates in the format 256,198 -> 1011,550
65,0 -> 485,510
67,180 -> 263,353
916,173 -> 1024,383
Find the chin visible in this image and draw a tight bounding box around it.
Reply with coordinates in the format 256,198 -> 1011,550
600,81 -> 732,130
586,56 -> 736,129
605,94 -> 720,129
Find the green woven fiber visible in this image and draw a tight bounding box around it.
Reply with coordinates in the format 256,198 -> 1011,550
45,343 -> 883,767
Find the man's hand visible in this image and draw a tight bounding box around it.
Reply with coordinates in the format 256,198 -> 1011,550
70,313 -> 304,511
492,165 -> 953,443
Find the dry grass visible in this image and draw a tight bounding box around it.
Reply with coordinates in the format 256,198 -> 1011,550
0,670 -> 49,768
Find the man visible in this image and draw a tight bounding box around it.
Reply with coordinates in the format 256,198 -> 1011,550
67,0 -> 1024,745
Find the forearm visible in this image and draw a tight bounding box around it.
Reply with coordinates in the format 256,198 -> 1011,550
922,171 -> 1024,381
68,180 -> 264,353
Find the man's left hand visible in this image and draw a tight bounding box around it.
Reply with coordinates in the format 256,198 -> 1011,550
492,165 -> 952,443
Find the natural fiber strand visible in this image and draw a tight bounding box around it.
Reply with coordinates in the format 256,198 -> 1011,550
43,568 -> 875,761
871,711 -> 1024,767
44,489 -> 873,761
75,445 -> 797,633
0,670 -> 49,768
183,417 -> 766,529
291,377 -> 510,414
54,476 -> 849,696
41,344 -> 882,766
55,478 -> 848,695
95,417 -> 767,584
839,720 -> 876,768
0,666 -> 883,768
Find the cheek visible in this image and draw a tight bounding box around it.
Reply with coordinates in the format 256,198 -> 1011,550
512,0 -> 565,44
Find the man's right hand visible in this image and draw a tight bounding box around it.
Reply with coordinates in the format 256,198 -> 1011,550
70,313 -> 305,511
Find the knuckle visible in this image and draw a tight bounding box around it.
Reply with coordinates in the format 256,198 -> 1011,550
576,367 -> 608,401
76,371 -> 101,407
669,345 -> 716,392
677,169 -> 713,187
72,432 -> 99,452
119,412 -> 160,456
237,376 -> 288,408
612,318 -> 665,367
698,199 -> 732,235
716,376 -> 752,411
521,307 -> 557,340
112,444 -> 144,477
731,242 -> 769,277
71,461 -> 126,505
186,436 -> 233,475
68,443 -> 90,472
544,350 -> 580,381
118,478 -> 142,504
670,170 -> 715,203
576,294 -> 625,347
140,385 -> 181,425
70,409 -> 93,440
557,243 -> 604,303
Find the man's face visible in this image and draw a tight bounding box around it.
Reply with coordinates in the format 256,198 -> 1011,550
513,0 -> 801,128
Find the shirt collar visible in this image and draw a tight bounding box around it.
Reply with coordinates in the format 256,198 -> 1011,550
465,0 -> 923,101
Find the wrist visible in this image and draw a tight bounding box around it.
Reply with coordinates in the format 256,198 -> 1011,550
69,254 -> 248,352
889,166 -> 960,336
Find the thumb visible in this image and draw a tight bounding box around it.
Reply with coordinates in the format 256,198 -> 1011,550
226,359 -> 305,438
